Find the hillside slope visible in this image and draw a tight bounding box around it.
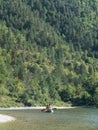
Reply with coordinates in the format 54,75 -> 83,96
0,0 -> 98,107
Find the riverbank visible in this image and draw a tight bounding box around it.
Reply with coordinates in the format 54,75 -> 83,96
0,106 -> 76,110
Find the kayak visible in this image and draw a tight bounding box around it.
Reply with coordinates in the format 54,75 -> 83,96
45,109 -> 54,113
41,109 -> 54,113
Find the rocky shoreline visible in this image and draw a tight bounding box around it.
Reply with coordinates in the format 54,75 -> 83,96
0,106 -> 76,110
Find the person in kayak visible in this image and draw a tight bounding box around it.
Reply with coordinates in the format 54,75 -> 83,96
45,104 -> 54,113
41,104 -> 56,112
46,104 -> 52,110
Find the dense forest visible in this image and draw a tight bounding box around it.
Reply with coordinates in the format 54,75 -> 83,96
0,0 -> 98,107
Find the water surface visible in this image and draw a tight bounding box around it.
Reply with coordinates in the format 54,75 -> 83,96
0,107 -> 98,130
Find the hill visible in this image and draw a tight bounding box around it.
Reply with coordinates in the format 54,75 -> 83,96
0,0 -> 98,107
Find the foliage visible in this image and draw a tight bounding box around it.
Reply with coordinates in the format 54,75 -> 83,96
0,0 -> 98,106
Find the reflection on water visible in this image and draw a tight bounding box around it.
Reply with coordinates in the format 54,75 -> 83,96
0,107 -> 98,130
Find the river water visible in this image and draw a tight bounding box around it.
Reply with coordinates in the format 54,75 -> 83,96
0,107 -> 98,130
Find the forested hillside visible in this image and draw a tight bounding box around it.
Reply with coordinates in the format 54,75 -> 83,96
0,0 -> 98,107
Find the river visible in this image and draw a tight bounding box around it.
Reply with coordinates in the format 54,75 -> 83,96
0,107 -> 98,130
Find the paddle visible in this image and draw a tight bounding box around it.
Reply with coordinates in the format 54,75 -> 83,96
41,108 -> 57,112
41,109 -> 46,112
53,108 -> 57,110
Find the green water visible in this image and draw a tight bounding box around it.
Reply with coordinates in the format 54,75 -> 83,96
0,107 -> 98,130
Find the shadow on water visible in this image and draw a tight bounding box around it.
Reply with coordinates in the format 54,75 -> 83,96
0,107 -> 98,130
